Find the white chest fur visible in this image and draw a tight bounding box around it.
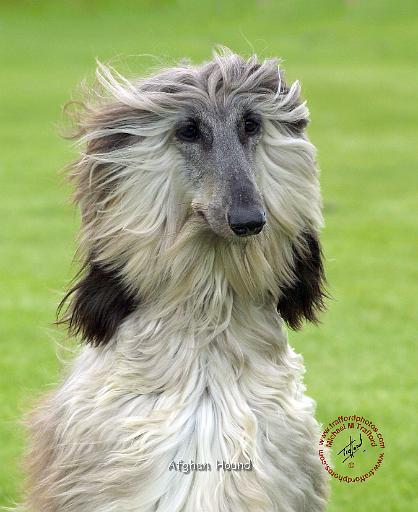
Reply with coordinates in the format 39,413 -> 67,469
32,304 -> 328,512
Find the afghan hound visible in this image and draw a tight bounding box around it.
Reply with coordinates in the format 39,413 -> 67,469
23,49 -> 329,512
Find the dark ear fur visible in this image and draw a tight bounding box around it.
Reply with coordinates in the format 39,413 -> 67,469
57,261 -> 138,346
277,232 -> 327,330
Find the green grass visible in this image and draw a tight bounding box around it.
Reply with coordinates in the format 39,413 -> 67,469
1,0 -> 417,509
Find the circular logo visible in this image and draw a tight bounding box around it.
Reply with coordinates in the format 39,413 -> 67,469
318,415 -> 385,484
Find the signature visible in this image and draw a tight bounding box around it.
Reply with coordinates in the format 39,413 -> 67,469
337,433 -> 366,463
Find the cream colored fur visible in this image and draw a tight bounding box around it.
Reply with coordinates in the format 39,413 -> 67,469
21,49 -> 329,512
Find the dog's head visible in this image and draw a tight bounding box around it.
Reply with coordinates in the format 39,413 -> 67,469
169,55 -> 312,241
60,49 -> 327,345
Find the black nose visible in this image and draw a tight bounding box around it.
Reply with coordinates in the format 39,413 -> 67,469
228,208 -> 266,237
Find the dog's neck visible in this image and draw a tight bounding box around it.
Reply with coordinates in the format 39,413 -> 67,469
107,215 -> 294,314
107,280 -> 290,396
112,229 -> 291,364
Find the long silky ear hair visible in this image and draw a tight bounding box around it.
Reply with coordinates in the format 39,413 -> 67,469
277,232 -> 327,330
57,101 -> 142,347
57,260 -> 138,347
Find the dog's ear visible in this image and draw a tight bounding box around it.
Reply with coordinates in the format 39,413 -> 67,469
277,232 -> 327,330
278,75 -> 309,135
57,261 -> 138,346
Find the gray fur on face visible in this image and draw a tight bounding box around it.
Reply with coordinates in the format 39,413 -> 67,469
128,52 -> 305,239
173,102 -> 264,238
75,48 -> 307,240
68,48 -> 310,244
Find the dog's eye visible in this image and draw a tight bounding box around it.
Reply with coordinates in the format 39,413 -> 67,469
176,122 -> 200,142
244,117 -> 260,136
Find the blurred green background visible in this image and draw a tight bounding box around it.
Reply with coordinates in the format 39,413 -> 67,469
1,0 -> 417,510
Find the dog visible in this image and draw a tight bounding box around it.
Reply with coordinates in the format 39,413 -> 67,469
22,48 -> 329,512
